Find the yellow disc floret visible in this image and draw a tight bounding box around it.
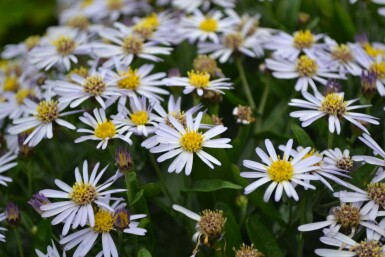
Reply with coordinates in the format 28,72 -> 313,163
24,35 -> 40,50
293,30 -> 315,49
15,89 -> 32,104
52,36 -> 76,56
320,93 -> 347,117
93,209 -> 114,233
70,182 -> 97,205
363,43 -> 385,58
180,130 -> 204,152
83,75 -> 106,96
199,17 -> 218,32
130,111 -> 148,125
122,36 -> 143,55
106,0 -> 123,10
133,13 -> 159,39
94,121 -> 117,139
188,70 -> 210,88
3,76 -> 19,92
224,33 -> 244,49
296,55 -> 318,77
331,44 -> 353,63
36,100 -> 59,123
369,62 -> 385,80
353,240 -> 383,257
118,68 -> 141,90
267,158 -> 293,182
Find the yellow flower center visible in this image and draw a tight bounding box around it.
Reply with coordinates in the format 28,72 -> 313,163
331,44 -> 353,63
133,13 -> 159,38
363,43 -> 385,58
369,62 -> 385,80
188,70 -> 210,88
24,35 -> 40,50
180,130 -> 204,152
83,75 -> 106,96
80,0 -> 94,8
66,15 -> 89,30
122,35 -> 143,54
130,111 -> 148,125
67,66 -> 89,82
296,55 -> 318,77
15,89 -> 32,104
224,33 -> 244,49
293,30 -> 315,49
267,159 -> 293,182
93,209 -> 114,233
333,204 -> 361,232
353,240 -> 383,257
52,36 -> 76,56
368,183 -> 385,207
94,121 -> 117,139
118,68 -> 141,90
36,100 -> 59,123
106,0 -> 123,10
199,17 -> 218,32
3,76 -> 19,92
70,182 -> 97,205
320,93 -> 347,117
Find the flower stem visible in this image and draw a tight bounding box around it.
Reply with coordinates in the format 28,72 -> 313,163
14,229 -> 24,257
297,198 -> 306,257
27,160 -> 32,197
327,132 -> 334,149
235,57 -> 256,111
255,73 -> 271,132
118,230 -> 123,255
125,173 -> 133,207
149,153 -> 175,203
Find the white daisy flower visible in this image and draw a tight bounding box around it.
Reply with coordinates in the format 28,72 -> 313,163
164,69 -> 232,96
8,95 -> 77,147
0,151 -> 17,187
172,0 -> 235,13
106,63 -> 169,105
172,204 -> 226,256
39,160 -> 126,235
29,28 -> 90,71
1,35 -> 41,59
150,111 -> 232,175
0,212 -> 6,242
60,200 -> 146,257
335,168 -> 385,221
353,133 -> 385,167
141,95 -> 202,149
75,108 -> 132,150
112,95 -> 159,137
266,54 -> 345,92
36,240 -> 65,257
289,91 -> 379,134
52,69 -> 121,109
180,10 -> 236,44
265,30 -> 324,61
315,230 -> 385,257
0,86 -> 40,120
241,139 -> 321,202
298,202 -> 385,237
322,148 -> 354,173
92,29 -> 173,67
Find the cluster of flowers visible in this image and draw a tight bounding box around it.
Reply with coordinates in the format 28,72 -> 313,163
0,0 -> 385,256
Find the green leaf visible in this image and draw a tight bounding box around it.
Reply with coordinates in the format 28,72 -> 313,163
138,248 -> 152,257
143,183 -> 162,198
246,216 -> 286,257
182,179 -> 242,192
131,189 -> 144,207
291,124 -> 315,148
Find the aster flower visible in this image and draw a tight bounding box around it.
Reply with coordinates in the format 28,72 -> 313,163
8,95 -> 77,147
2,35 -> 41,59
0,151 -> 17,187
39,160 -> 125,235
172,0 -> 236,13
29,28 -> 90,71
265,30 -> 324,61
150,111 -> 232,175
355,52 -> 385,96
241,139 -> 321,202
106,63 -> 169,105
172,204 -> 226,256
315,230 -> 385,257
112,96 -> 159,137
75,108 -> 132,150
353,133 -> 385,167
0,86 -> 40,120
36,240 -> 65,257
335,168 -> 385,221
60,199 -> 146,257
164,69 -> 232,96
266,54 -> 345,92
298,202 -> 385,237
52,69 -> 121,109
289,91 -> 379,134
180,10 -> 236,44
322,148 -> 354,173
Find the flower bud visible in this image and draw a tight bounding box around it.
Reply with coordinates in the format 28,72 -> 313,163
113,207 -> 130,230
5,202 -> 20,227
28,193 -> 51,215
115,148 -> 133,174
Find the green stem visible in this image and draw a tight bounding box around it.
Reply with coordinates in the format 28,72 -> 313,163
297,198 -> 306,257
125,173 -> 133,207
235,57 -> 256,110
327,132 -> 334,149
118,230 -> 123,255
14,229 -> 24,257
255,74 -> 271,132
149,153 -> 175,203
27,160 -> 32,197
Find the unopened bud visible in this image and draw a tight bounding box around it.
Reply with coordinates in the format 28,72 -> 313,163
115,148 -> 133,174
5,202 -> 20,227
